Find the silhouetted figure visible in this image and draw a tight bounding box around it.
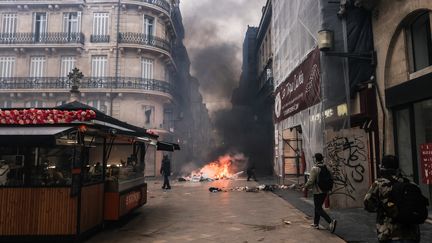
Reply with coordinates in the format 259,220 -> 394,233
160,155 -> 171,189
247,164 -> 257,181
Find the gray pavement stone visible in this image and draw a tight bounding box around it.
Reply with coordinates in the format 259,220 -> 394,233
86,179 -> 345,243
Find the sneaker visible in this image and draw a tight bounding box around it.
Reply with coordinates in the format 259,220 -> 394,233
329,219 -> 337,233
310,224 -> 319,229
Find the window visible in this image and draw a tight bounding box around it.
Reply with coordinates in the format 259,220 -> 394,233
60,56 -> 76,77
407,12 -> 432,72
143,105 -> 155,126
33,13 -> 47,42
92,13 -> 109,42
30,56 -> 45,78
2,13 -> 17,34
63,12 -> 81,33
56,100 -> 66,106
25,100 -> 45,108
0,56 -> 15,78
0,100 -> 12,108
87,100 -> 108,114
144,15 -> 154,36
141,58 -> 153,79
91,56 -> 107,78
164,66 -> 170,82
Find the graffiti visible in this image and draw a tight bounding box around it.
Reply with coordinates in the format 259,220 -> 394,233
326,136 -> 367,201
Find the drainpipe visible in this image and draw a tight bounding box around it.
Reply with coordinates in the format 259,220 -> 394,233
111,0 -> 121,116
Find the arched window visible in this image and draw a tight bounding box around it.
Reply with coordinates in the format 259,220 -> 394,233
406,11 -> 432,72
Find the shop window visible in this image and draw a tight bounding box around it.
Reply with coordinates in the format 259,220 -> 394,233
407,12 -> 432,72
395,108 -> 414,181
106,144 -> 145,183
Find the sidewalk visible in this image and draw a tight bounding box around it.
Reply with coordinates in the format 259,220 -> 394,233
266,176 -> 432,243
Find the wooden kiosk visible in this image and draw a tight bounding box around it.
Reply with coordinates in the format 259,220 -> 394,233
0,102 -> 159,241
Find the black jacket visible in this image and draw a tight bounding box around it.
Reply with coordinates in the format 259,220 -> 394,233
160,157 -> 171,175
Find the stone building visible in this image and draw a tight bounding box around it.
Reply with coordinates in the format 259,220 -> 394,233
366,0 -> 432,204
0,0 -> 211,175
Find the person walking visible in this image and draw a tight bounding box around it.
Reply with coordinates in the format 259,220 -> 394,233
303,153 -> 337,232
160,154 -> 171,189
364,155 -> 424,243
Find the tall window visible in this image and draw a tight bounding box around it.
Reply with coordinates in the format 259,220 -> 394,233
60,56 -> 76,77
143,105 -> 155,126
63,12 -> 81,34
25,100 -> 45,108
93,13 -> 109,35
0,56 -> 15,78
164,66 -> 170,82
33,13 -> 47,42
0,100 -> 12,108
30,56 -> 45,78
141,58 -> 153,79
91,56 -> 107,78
2,13 -> 17,34
408,12 -> 432,72
144,15 -> 154,36
87,100 -> 108,114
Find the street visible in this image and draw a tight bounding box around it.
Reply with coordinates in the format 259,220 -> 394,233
87,179 -> 344,243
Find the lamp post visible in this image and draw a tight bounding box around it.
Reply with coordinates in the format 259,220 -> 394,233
317,29 -> 377,66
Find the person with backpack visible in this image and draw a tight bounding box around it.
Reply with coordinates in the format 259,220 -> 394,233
303,153 -> 337,232
364,155 -> 428,243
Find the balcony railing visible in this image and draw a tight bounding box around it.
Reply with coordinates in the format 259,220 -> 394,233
131,0 -> 170,13
0,77 -> 172,95
118,33 -> 171,53
0,32 -> 84,45
90,35 -> 110,43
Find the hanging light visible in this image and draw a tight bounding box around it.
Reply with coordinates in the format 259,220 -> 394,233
317,29 -> 333,51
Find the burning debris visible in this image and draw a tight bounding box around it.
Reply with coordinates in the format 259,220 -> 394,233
179,154 -> 246,181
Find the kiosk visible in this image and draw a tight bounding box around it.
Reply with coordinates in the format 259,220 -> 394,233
0,102 -> 159,241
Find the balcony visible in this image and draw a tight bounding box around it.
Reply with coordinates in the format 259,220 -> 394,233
118,33 -> 171,53
90,35 -> 110,43
0,32 -> 84,45
0,0 -> 85,7
0,77 -> 172,96
125,0 -> 170,14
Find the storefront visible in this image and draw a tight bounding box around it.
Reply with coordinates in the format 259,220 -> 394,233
0,102 -> 162,241
386,72 -> 432,203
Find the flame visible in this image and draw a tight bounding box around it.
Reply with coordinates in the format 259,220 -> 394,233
193,155 -> 236,179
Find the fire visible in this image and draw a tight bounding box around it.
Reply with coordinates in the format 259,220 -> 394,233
193,155 -> 238,180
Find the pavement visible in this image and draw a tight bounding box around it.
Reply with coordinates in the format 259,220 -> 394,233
87,178 -> 345,243
267,176 -> 432,243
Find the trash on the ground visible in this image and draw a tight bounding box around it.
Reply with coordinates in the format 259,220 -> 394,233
246,187 -> 259,192
209,187 -> 222,192
178,177 -> 187,182
283,220 -> 292,225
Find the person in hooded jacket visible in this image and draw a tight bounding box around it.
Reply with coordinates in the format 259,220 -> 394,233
303,153 -> 337,232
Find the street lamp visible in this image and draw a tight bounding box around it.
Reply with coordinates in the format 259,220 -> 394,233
317,29 -> 376,66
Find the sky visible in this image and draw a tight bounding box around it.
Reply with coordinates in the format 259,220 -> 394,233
180,0 -> 267,113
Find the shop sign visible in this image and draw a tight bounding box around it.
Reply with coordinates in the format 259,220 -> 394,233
274,48 -> 321,123
420,144 -> 432,184
125,190 -> 141,210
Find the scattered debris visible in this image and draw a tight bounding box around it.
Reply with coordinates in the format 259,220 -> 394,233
209,187 -> 223,192
283,220 -> 292,225
178,177 -> 187,182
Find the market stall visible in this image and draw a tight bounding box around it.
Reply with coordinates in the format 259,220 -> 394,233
0,102 -> 158,241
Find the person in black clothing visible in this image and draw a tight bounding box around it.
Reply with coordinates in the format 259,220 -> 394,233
160,154 -> 171,189
246,164 -> 257,181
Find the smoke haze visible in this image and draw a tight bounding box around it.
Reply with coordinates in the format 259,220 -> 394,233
180,0 -> 266,113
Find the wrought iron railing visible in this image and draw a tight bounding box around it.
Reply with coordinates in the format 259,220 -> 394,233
0,32 -> 84,45
0,77 -> 172,95
90,35 -> 110,43
118,33 -> 171,52
131,0 -> 170,13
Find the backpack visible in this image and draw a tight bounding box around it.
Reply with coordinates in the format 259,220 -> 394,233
386,178 -> 429,224
316,165 -> 334,192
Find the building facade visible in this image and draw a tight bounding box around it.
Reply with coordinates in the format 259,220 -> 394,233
369,0 -> 432,204
272,0 -> 377,208
0,0 -> 208,175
